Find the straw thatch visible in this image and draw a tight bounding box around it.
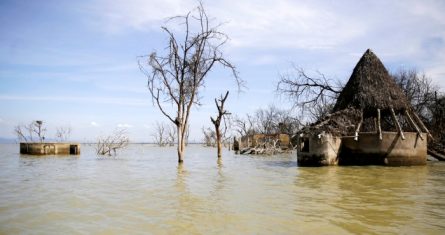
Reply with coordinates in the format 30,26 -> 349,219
333,49 -> 409,115
300,49 -> 415,136
300,108 -> 362,136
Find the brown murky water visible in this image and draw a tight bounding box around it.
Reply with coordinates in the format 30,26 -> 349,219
0,144 -> 444,234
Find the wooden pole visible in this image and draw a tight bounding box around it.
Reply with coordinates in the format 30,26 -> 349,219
377,109 -> 382,140
354,111 -> 363,141
373,117 -> 377,133
411,111 -> 434,140
404,110 -> 424,141
390,108 -> 405,140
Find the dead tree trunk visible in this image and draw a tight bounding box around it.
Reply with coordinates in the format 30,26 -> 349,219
211,91 -> 230,159
139,3 -> 241,164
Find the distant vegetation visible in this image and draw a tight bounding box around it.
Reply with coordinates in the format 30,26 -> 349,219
233,105 -> 300,138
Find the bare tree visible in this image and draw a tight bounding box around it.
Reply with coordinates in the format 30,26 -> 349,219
233,114 -> 256,137
14,120 -> 47,143
211,91 -> 230,158
392,68 -> 438,120
167,123 -> 177,146
14,125 -> 29,143
253,107 -> 276,134
430,95 -> 445,141
152,122 -> 167,147
56,126 -> 71,142
25,122 -> 36,141
233,105 -> 300,137
274,109 -> 301,136
277,66 -> 341,122
139,2 -> 242,163
306,99 -> 334,123
32,120 -> 46,142
96,129 -> 129,156
202,127 -> 216,147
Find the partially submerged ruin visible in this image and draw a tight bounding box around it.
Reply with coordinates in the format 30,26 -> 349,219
297,49 -> 430,166
20,142 -> 80,155
236,133 -> 292,154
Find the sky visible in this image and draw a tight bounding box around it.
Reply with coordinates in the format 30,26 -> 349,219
0,0 -> 444,142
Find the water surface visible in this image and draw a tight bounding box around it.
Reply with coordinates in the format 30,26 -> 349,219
0,144 -> 444,234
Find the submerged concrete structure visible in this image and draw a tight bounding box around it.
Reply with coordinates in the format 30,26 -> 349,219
297,49 -> 430,166
340,132 -> 426,166
20,142 -> 80,155
297,132 -> 341,166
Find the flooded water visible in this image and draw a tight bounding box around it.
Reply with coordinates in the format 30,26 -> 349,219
0,144 -> 444,234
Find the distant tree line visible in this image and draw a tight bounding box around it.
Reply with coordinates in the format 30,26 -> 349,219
232,105 -> 300,137
151,122 -> 189,147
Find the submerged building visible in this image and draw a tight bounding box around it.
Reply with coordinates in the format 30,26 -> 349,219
20,142 -> 80,155
297,49 -> 430,166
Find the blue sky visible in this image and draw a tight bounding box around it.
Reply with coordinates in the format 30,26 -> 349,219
1,0 -> 444,142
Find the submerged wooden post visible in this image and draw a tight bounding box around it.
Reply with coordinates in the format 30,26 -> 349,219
390,108 -> 405,140
377,109 -> 382,140
404,110 -> 424,141
411,111 -> 434,140
354,111 -> 363,141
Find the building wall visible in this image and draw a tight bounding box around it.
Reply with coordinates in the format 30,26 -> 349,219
297,133 -> 342,166
340,132 -> 426,166
297,132 -> 427,166
20,143 -> 80,155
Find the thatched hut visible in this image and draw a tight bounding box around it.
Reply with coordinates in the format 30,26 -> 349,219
297,49 -> 430,166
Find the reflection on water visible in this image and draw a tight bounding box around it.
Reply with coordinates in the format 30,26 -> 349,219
0,144 -> 444,234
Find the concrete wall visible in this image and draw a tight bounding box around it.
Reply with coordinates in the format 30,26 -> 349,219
340,132 -> 426,166
20,143 -> 80,155
297,132 -> 426,166
297,133 -> 342,166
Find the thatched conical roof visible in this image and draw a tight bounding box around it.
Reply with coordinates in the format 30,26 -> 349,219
333,49 -> 409,114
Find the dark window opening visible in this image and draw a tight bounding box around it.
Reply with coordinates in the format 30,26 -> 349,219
70,145 -> 78,155
300,138 -> 309,152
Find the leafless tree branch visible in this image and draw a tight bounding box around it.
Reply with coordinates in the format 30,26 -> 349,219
277,66 -> 342,121
210,91 -> 230,158
96,129 -> 129,156
139,2 -> 243,163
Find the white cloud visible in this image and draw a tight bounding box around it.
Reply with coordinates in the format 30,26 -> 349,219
215,1 -> 364,50
83,0 -> 195,33
84,0 -> 369,49
83,0 -> 445,54
117,123 -> 133,128
72,1 -> 445,93
90,121 -> 99,127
